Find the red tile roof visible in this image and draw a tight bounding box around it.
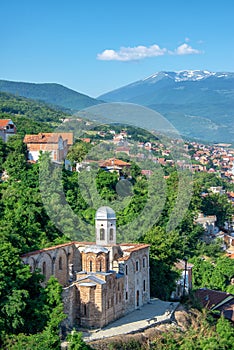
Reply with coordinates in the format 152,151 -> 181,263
99,158 -> 130,168
21,241 -> 95,257
0,119 -> 12,129
24,133 -> 73,145
123,243 -> 150,253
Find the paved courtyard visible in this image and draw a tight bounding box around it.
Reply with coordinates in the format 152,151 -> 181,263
83,298 -> 179,342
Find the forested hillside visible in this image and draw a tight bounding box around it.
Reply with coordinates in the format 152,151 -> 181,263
0,80 -> 101,111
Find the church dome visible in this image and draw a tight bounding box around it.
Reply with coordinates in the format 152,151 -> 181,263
95,206 -> 116,220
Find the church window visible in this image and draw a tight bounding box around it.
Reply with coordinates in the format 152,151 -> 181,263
136,261 -> 139,272
100,228 -> 105,240
42,261 -> 46,276
143,257 -> 146,268
89,260 -> 93,272
143,280 -> 146,292
110,228 -> 114,240
84,304 -> 87,316
59,257 -> 62,270
125,265 -> 128,275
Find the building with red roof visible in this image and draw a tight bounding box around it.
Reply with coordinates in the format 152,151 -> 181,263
0,119 -> 16,142
23,132 -> 73,162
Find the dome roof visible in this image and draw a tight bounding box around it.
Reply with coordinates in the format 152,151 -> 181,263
95,206 -> 116,220
84,245 -> 109,254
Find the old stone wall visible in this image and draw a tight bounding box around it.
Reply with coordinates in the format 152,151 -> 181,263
121,247 -> 150,314
21,243 -> 81,286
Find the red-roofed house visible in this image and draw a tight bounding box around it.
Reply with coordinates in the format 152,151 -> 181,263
23,132 -> 73,162
0,119 -> 16,142
99,158 -> 131,175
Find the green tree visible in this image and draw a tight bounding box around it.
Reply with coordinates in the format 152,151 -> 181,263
67,140 -> 91,164
67,330 -> 93,350
201,193 -> 233,226
2,276 -> 66,350
141,226 -> 181,299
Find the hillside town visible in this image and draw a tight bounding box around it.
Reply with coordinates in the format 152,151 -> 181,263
1,116 -> 233,343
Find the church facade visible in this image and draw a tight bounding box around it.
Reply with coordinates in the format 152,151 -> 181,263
21,207 -> 150,329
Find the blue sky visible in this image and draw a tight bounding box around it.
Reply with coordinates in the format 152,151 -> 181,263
0,0 -> 234,97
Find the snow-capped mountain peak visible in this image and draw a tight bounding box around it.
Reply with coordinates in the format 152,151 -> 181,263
142,70 -> 218,83
174,70 -> 215,81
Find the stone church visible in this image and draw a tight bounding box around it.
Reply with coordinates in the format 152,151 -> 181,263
21,207 -> 150,329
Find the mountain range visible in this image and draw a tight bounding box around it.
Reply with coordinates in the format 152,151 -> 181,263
0,71 -> 233,143
99,70 -> 234,143
0,80 -> 101,111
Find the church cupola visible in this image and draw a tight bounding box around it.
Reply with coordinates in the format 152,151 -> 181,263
95,206 -> 116,245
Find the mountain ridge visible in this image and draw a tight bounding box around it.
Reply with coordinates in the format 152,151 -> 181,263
98,70 -> 234,143
0,79 -> 102,111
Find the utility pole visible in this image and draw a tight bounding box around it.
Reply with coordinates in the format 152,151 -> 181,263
183,257 -> 188,297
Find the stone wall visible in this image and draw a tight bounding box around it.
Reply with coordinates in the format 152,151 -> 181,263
120,247 -> 150,314
21,243 -> 81,286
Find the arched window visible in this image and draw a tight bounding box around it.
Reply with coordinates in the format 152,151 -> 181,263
136,260 -> 139,272
109,228 -> 114,241
143,257 -> 146,268
59,257 -> 62,270
100,228 -> 105,240
143,280 -> 146,292
42,261 -> 46,276
89,260 -> 93,272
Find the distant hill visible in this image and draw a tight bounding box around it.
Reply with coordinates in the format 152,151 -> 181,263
0,91 -> 71,135
0,80 -> 102,111
99,71 -> 234,143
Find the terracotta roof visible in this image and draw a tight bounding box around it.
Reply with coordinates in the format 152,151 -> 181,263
121,243 -> 150,254
195,289 -> 233,309
24,133 -> 73,145
21,241 -> 95,257
118,255 -> 131,261
0,119 -> 12,129
80,138 -> 91,143
21,241 -> 150,259
99,158 -> 130,168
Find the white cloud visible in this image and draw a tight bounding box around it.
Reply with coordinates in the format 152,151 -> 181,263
173,43 -> 202,55
97,42 -> 202,61
97,44 -> 167,61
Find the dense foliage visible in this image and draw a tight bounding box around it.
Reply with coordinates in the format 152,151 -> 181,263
0,92 -> 67,124
0,81 -> 100,111
0,117 -> 234,347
